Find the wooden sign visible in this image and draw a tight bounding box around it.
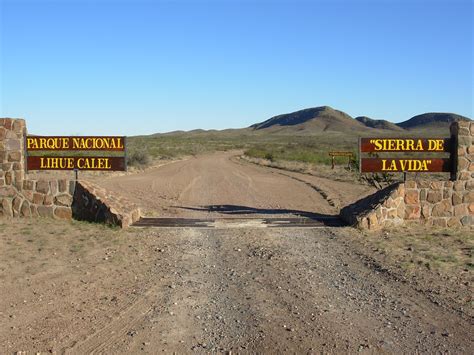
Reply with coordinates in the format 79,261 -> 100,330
26,136 -> 125,151
329,151 -> 354,157
26,156 -> 126,171
360,138 -> 451,153
329,151 -> 354,170
361,158 -> 451,173
25,136 -> 127,171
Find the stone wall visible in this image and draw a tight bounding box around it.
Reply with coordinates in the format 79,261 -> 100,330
340,183 -> 405,230
73,181 -> 140,228
0,179 -> 75,219
341,121 -> 474,230
0,118 -> 140,227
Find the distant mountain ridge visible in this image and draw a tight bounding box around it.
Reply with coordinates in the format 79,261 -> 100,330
250,106 -> 471,134
396,112 -> 470,130
250,106 -> 369,133
355,116 -> 403,131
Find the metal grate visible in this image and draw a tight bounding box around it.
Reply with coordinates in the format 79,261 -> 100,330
132,217 -> 343,228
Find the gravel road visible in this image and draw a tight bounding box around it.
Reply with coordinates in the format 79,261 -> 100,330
1,152 -> 471,354
66,227 -> 472,354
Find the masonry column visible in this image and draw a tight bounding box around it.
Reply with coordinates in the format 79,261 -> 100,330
451,121 -> 474,226
0,118 -> 26,217
0,118 -> 26,188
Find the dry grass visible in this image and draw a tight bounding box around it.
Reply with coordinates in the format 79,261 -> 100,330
361,225 -> 473,276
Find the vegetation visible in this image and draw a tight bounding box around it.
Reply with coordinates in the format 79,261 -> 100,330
127,131 -> 359,166
127,149 -> 151,167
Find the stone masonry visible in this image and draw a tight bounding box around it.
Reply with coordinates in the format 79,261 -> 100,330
0,118 -> 140,227
73,180 -> 141,228
341,121 -> 474,230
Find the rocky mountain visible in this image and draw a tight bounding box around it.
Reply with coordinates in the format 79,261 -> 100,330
250,106 -> 471,134
250,106 -> 368,133
355,116 -> 403,131
395,112 -> 470,130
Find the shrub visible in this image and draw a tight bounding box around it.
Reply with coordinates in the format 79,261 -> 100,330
264,152 -> 274,161
127,149 -> 151,167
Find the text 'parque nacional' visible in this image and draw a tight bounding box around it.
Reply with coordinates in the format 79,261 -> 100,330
25,136 -> 127,171
26,136 -> 125,151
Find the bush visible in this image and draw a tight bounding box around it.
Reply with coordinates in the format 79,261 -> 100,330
264,152 -> 274,161
127,149 -> 151,167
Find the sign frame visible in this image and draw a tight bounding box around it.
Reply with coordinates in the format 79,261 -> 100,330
25,136 -> 126,151
25,135 -> 128,173
358,136 -> 453,175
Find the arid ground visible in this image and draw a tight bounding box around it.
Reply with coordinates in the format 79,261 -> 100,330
1,152 -> 472,354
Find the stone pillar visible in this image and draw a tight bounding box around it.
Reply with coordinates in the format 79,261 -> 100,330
0,118 -> 26,190
450,121 -> 473,226
0,118 -> 26,217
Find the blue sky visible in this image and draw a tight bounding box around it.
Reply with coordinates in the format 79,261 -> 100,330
1,0 -> 472,135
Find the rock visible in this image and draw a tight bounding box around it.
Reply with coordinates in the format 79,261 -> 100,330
463,191 -> 474,204
453,204 -> 467,217
44,194 -> 54,206
426,191 -> 443,204
452,192 -> 463,205
461,215 -> 473,226
432,200 -> 452,217
405,205 -> 421,220
54,207 -> 72,220
1,198 -> 13,217
37,205 -> 54,218
33,193 -> 44,205
7,151 -> 21,162
22,180 -> 34,190
404,190 -> 419,205
54,194 -> 72,207
12,196 -> 22,214
58,179 -> 68,193
36,180 -> 50,194
20,201 -> 30,217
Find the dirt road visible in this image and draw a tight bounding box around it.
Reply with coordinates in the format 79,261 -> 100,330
94,152 -> 372,218
1,152 -> 472,354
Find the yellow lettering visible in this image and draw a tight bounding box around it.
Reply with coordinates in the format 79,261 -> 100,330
428,139 -> 443,151
415,140 -> 422,151
27,138 -> 37,149
387,140 -> 395,151
374,139 -> 383,151
400,160 -> 407,171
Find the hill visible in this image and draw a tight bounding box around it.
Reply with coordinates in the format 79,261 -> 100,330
249,107 -> 471,135
396,112 -> 471,131
250,106 -> 369,134
355,116 -> 403,131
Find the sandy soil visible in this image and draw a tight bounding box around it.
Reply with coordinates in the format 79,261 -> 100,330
0,151 -> 472,354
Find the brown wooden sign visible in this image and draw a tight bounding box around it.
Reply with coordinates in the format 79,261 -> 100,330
26,156 -> 126,171
361,158 -> 451,173
360,138 -> 451,153
26,136 -> 125,151
329,151 -> 354,157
